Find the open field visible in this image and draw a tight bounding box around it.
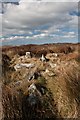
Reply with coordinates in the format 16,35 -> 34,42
1,43 -> 80,119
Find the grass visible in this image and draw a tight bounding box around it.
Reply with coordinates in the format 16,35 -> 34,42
46,60 -> 80,118
2,43 -> 80,119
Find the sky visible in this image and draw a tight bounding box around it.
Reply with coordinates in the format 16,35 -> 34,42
0,0 -> 79,46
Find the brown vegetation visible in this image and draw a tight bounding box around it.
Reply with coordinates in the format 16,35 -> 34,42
2,43 -> 79,58
1,43 -> 80,119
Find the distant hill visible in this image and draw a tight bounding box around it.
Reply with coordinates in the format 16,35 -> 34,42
2,43 -> 80,58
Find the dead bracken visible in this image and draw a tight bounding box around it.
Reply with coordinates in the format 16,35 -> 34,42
1,43 -> 80,120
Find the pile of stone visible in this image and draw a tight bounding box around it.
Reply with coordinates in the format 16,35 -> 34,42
25,52 -> 31,58
27,70 -> 41,81
40,54 -> 49,62
27,83 -> 42,106
49,62 -> 57,68
14,63 -> 35,71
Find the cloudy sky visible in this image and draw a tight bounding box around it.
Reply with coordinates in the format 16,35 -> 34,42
0,0 -> 79,46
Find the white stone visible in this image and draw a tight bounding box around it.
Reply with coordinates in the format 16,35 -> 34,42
14,63 -> 35,71
25,52 -> 31,58
53,53 -> 58,57
26,52 -> 30,56
14,64 -> 21,71
28,83 -> 36,92
45,69 -> 49,73
49,63 -> 57,68
40,54 -> 46,62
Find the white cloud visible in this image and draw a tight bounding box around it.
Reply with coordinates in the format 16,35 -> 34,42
2,2 -> 78,30
19,0 -> 79,2
1,0 -> 78,45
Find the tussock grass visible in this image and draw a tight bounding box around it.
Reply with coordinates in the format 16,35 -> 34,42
46,60 -> 80,118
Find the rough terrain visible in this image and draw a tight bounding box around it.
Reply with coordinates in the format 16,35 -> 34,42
1,43 -> 80,119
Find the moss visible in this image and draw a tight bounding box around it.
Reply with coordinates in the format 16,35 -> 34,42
38,76 -> 46,86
